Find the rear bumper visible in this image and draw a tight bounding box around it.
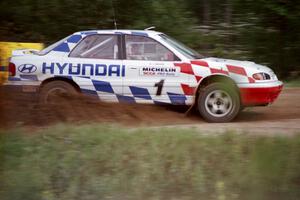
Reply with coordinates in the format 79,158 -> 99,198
0,84 -> 39,102
0,71 -> 8,85
238,81 -> 283,106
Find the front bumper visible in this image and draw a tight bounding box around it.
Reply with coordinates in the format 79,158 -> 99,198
238,81 -> 283,106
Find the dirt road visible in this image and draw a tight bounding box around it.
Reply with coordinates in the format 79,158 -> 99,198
0,87 -> 299,134
172,87 -> 300,135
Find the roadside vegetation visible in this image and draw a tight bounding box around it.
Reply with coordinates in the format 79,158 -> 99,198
1,124 -> 300,200
284,79 -> 300,87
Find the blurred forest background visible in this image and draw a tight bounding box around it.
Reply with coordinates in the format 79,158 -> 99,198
0,0 -> 300,78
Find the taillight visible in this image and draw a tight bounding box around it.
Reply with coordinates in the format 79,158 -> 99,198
8,62 -> 16,76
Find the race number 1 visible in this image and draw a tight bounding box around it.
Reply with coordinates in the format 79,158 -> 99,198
154,79 -> 164,96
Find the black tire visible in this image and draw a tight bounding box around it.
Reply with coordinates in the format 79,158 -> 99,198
197,83 -> 240,123
39,81 -> 78,104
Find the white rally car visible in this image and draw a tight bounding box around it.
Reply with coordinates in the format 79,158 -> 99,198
6,29 -> 283,122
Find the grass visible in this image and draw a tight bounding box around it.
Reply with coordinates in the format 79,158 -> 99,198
284,79 -> 300,87
1,124 -> 300,200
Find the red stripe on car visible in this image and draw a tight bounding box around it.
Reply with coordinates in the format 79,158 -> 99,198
248,77 -> 255,83
181,84 -> 196,95
195,75 -> 202,82
210,68 -> 229,75
174,62 -> 194,75
191,60 -> 209,67
227,65 -> 247,76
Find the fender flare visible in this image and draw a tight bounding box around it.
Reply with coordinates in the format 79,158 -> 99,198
185,74 -> 240,115
40,76 -> 81,93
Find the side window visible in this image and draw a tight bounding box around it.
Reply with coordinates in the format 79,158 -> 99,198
125,35 -> 179,61
70,34 -> 119,59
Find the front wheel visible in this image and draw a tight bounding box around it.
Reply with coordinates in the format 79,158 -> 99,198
197,83 -> 240,123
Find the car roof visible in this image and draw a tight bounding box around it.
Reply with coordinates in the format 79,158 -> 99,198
73,29 -> 162,37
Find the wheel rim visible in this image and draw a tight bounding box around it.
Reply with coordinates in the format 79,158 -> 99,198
45,87 -> 68,103
204,90 -> 233,118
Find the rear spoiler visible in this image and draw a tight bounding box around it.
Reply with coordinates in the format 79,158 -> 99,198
11,49 -> 39,57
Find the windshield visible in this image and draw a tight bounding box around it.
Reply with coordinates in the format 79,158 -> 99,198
159,34 -> 204,59
38,36 -> 70,55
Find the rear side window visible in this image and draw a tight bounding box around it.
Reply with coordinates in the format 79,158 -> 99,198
125,35 -> 179,61
70,34 -> 119,59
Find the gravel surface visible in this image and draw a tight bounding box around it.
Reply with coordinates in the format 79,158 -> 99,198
1,87 -> 299,134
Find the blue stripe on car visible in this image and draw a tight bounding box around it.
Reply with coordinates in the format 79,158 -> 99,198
53,42 -> 70,52
167,92 -> 187,105
67,35 -> 82,43
20,74 -> 38,81
92,80 -> 114,93
131,32 -> 148,37
81,88 -> 98,96
129,86 -> 152,100
81,31 -> 98,35
54,75 -> 72,79
8,77 -> 21,81
116,94 -> 136,103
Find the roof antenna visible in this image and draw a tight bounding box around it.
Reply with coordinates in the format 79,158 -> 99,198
144,26 -> 155,30
111,0 -> 118,29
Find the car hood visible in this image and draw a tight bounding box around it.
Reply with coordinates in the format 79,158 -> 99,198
203,57 -> 272,72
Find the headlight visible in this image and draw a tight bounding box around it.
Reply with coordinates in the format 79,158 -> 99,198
252,72 -> 271,80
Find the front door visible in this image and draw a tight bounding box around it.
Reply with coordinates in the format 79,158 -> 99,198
123,34 -> 189,105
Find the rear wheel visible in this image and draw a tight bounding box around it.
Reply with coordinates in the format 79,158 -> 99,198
39,81 -> 78,104
197,83 -> 240,122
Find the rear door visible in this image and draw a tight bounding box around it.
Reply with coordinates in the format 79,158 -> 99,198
67,34 -> 123,102
122,34 -> 188,104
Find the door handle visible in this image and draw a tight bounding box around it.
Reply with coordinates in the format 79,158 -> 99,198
130,67 -> 137,69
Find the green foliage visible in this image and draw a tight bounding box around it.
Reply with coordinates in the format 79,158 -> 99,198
284,79 -> 300,87
121,0 -> 200,46
1,124 -> 300,200
0,0 -> 114,43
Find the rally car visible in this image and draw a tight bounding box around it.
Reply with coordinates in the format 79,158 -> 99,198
5,29 -> 283,122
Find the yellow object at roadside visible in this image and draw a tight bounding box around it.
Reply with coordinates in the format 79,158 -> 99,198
0,42 -> 44,85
